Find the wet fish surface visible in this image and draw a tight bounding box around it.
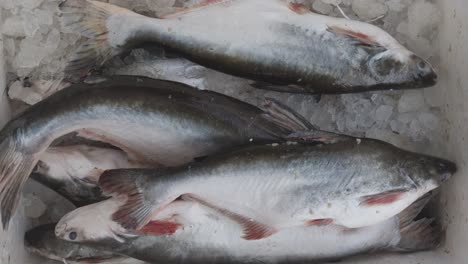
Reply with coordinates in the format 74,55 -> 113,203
60,0 -> 437,93
97,138 -> 455,239
32,145 -> 147,206
25,223 -> 146,264
54,193 -> 441,264
0,75 -> 308,228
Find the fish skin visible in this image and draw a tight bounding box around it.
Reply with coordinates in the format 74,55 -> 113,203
25,223 -> 145,264
98,138 -> 456,234
0,75 -> 302,228
31,145 -> 147,207
60,0 -> 437,93
54,195 -> 440,264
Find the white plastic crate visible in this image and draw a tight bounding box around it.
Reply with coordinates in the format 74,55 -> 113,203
0,0 -> 467,263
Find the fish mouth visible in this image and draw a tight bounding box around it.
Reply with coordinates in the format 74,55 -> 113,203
418,70 -> 438,87
439,161 -> 457,182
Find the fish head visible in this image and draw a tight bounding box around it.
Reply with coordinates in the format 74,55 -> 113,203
55,199 -> 130,243
25,223 -> 103,262
368,49 -> 437,89
401,152 -> 457,189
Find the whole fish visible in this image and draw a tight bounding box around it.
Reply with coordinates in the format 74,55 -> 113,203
54,194 -> 441,264
32,145 -> 147,206
60,0 -> 437,93
97,139 -> 455,239
25,224 -> 146,264
0,75 -> 309,228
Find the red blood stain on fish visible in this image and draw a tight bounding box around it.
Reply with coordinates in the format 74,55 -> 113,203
306,218 -> 334,226
288,3 -> 310,14
361,191 -> 405,206
327,26 -> 378,47
138,220 -> 181,235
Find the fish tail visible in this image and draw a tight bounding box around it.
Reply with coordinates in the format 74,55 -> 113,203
394,218 -> 442,252
260,97 -> 350,144
260,97 -> 317,132
99,169 -> 154,231
59,0 -> 133,78
0,136 -> 36,229
391,193 -> 443,252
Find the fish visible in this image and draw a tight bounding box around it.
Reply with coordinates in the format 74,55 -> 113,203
54,193 -> 442,264
32,145 -> 147,206
25,223 -> 147,264
0,75 -> 313,228
96,138 -> 456,240
59,0 -> 437,93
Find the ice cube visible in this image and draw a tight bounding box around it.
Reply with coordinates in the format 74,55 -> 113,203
409,119 -> 423,139
184,65 -> 207,79
397,90 -> 426,113
366,127 -> 413,150
407,36 -> 433,60
8,80 -> 43,105
1,0 -> 17,10
3,38 -> 16,59
18,0 -> 44,9
321,0 -> 342,5
352,0 -> 388,20
20,10 -> 40,37
375,105 -> 393,122
397,112 -> 417,125
385,0 -> 405,12
312,0 -> 333,15
396,21 -> 409,35
15,33 -> 47,68
390,120 -> 407,134
22,193 -> 47,218
418,112 -> 439,130
42,29 -> 61,56
423,85 -> 444,107
2,16 -> 26,37
407,0 -> 440,38
145,0 -> 176,13
8,79 -> 69,105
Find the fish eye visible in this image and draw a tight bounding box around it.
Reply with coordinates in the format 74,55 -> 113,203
68,231 -> 77,240
418,61 -> 427,70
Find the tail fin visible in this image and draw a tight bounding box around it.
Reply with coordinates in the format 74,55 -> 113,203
260,97 -> 350,144
395,218 -> 442,252
0,137 -> 36,229
59,0 -> 133,78
392,193 -> 443,252
99,169 -> 157,231
260,97 -> 317,132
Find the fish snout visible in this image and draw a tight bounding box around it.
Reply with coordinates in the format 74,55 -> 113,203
428,158 -> 457,183
411,55 -> 438,87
